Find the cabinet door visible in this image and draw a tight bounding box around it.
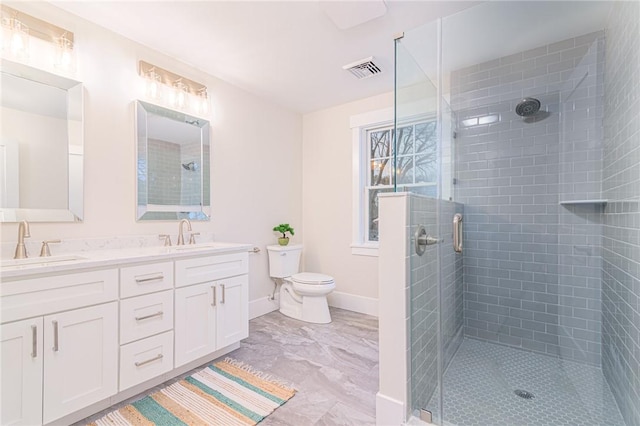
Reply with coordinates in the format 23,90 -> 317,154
216,274 -> 249,348
174,283 -> 216,367
1,318 -> 43,426
43,302 -> 118,424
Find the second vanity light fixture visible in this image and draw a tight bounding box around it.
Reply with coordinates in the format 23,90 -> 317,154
139,60 -> 209,117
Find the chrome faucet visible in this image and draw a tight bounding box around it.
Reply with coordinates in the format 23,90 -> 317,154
177,219 -> 192,245
14,220 -> 31,259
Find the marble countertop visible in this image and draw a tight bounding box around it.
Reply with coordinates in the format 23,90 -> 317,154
1,241 -> 252,280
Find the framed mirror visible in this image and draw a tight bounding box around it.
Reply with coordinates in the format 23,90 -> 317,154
0,60 -> 83,222
136,100 -> 210,221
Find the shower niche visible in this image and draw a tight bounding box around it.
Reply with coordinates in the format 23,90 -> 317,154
135,100 -> 210,221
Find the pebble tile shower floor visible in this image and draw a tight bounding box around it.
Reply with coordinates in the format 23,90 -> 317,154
426,338 -> 626,426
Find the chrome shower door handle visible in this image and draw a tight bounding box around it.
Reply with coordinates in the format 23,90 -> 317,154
453,213 -> 463,253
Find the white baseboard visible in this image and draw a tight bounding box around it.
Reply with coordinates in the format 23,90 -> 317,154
376,392 -> 406,425
328,291 -> 378,317
249,296 -> 279,319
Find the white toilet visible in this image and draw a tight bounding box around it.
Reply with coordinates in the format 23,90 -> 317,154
267,244 -> 335,324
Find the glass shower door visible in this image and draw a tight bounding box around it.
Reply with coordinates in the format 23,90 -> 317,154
395,26 -> 449,424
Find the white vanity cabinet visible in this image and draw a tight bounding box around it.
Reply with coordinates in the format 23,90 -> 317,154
42,302 -> 118,424
0,270 -> 119,425
174,253 -> 249,367
118,261 -> 175,391
216,274 -> 249,348
175,282 -> 217,366
1,245 -> 251,426
1,318 -> 43,426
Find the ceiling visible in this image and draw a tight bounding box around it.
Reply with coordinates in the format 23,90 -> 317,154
51,1 -> 613,115
52,1 -> 479,114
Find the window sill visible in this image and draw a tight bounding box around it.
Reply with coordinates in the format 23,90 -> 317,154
351,243 -> 379,257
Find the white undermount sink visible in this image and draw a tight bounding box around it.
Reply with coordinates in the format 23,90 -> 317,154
1,255 -> 87,270
167,242 -> 232,252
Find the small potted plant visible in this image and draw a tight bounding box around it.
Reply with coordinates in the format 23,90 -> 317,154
273,223 -> 295,246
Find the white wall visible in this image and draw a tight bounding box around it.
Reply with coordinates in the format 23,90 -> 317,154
0,2 -> 302,313
302,91 -> 393,311
1,106 -> 69,209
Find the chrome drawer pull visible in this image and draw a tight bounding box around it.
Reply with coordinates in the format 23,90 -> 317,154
135,274 -> 164,283
211,285 -> 217,306
221,284 -> 226,304
135,311 -> 163,321
135,354 -> 163,367
52,320 -> 59,352
31,325 -> 37,358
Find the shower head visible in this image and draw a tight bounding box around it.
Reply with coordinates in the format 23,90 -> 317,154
182,161 -> 197,171
515,97 -> 541,117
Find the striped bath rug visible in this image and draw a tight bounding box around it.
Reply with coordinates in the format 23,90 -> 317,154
88,358 -> 296,425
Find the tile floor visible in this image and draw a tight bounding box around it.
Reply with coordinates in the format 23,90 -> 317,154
78,308 -> 379,425
425,338 -> 626,426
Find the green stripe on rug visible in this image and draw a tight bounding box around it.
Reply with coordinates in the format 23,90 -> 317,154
131,396 -> 188,426
184,376 -> 263,422
208,365 -> 286,405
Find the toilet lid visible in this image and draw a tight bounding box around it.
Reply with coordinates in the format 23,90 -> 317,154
291,272 -> 334,285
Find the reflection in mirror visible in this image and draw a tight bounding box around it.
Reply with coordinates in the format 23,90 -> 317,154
0,60 -> 83,222
136,101 -> 210,221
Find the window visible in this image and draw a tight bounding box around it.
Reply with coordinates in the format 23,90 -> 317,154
351,108 -> 437,256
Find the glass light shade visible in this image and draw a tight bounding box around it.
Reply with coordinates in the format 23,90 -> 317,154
145,70 -> 162,101
201,96 -> 209,114
54,35 -> 74,71
7,18 -> 29,59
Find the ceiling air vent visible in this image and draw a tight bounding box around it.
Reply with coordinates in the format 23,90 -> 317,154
343,57 -> 382,80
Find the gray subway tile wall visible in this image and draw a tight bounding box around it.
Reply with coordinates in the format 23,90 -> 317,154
602,2 -> 640,425
451,31 -> 606,363
146,139 -> 208,208
179,142 -> 203,206
148,139 -> 182,205
410,194 -> 464,413
410,194 -> 439,412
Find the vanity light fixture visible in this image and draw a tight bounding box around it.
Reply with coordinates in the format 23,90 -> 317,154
1,5 -> 75,72
139,60 -> 209,118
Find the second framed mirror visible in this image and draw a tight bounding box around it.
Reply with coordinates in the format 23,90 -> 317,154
136,100 -> 210,221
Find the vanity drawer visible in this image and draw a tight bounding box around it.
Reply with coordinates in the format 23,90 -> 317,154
175,253 -> 248,288
120,290 -> 173,344
1,269 -> 118,323
119,331 -> 174,391
120,261 -> 173,298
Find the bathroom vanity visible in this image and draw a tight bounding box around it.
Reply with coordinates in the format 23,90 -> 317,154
0,242 -> 250,426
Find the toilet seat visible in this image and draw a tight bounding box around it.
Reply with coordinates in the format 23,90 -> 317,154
291,272 -> 334,285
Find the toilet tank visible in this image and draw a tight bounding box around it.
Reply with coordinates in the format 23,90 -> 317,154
267,244 -> 302,278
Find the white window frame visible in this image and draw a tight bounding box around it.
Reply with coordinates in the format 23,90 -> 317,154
351,107 -> 393,257
350,107 -> 438,257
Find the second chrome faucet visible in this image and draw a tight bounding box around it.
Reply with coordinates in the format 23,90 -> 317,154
177,219 -> 192,246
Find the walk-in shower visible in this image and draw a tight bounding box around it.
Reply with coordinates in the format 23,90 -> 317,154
387,1 -> 639,425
